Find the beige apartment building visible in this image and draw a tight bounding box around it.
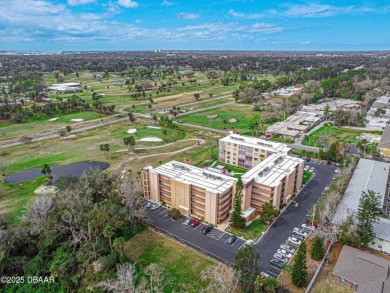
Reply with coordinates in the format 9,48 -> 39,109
142,161 -> 237,225
219,132 -> 291,169
241,153 -> 304,211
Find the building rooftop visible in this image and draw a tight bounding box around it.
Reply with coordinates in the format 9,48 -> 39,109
333,245 -> 390,293
380,126 -> 390,149
220,132 -> 291,154
374,218 -> 390,242
333,159 -> 390,224
147,160 -> 237,193
241,153 -> 303,187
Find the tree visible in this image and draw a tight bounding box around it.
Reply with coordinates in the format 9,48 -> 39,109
123,136 -> 136,153
230,178 -> 246,229
357,190 -> 382,247
162,129 -> 168,135
20,196 -> 53,235
168,208 -> 181,220
201,264 -> 240,293
58,129 -> 67,139
0,161 -> 10,176
259,202 -> 280,223
99,143 -> 110,159
41,164 -> 52,179
103,226 -> 114,249
152,114 -> 158,124
254,275 -> 279,293
291,241 -> 308,287
310,236 -> 325,260
234,246 -> 259,292
128,112 -> 136,123
323,104 -> 330,119
113,237 -> 126,260
194,93 -> 200,101
20,135 -> 33,148
66,125 -> 72,135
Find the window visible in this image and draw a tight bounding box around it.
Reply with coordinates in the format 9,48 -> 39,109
351,283 -> 357,290
340,278 -> 345,285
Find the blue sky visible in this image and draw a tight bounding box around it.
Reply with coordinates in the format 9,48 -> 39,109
0,0 -> 389,51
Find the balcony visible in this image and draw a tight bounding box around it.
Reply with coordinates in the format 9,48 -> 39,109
191,202 -> 205,211
191,197 -> 205,207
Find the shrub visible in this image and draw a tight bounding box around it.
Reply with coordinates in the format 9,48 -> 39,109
168,208 -> 181,220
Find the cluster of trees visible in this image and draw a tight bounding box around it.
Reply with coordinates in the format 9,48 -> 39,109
0,171 -> 148,292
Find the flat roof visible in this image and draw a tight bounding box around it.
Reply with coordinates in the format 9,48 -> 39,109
241,153 -> 303,187
266,111 -> 319,136
149,160 -> 237,193
220,132 -> 291,153
333,159 -> 390,224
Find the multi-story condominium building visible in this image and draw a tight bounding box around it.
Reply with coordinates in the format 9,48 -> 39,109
241,153 -> 304,211
142,161 -> 237,225
219,132 -> 291,169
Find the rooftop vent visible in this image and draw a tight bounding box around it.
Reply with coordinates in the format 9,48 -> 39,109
202,171 -> 224,181
172,162 -> 190,172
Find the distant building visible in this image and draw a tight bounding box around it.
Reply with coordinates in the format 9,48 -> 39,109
47,82 -> 81,94
333,245 -> 390,292
241,153 -> 304,211
379,126 -> 390,157
359,132 -> 382,143
142,161 -> 237,225
218,132 -> 291,169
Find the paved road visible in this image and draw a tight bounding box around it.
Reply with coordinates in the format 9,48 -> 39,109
146,206 -> 246,266
256,160 -> 336,277
172,121 -> 227,134
144,159 -> 336,270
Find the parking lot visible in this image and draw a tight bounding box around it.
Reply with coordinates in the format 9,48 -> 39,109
146,159 -> 336,272
146,206 -> 247,265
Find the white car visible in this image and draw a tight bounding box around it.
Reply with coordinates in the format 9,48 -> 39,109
301,224 -> 316,231
288,236 -> 302,245
335,169 -> 340,173
293,228 -> 309,236
277,249 -> 293,259
245,240 -> 254,247
274,253 -> 288,263
310,167 -> 315,172
280,244 -> 296,254
304,166 -> 310,171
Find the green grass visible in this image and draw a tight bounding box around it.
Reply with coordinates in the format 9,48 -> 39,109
303,171 -> 314,185
269,136 -> 295,144
123,229 -> 214,292
226,219 -> 267,240
302,125 -> 382,147
0,177 -> 48,224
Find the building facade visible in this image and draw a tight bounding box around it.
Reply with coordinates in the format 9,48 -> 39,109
218,132 -> 291,169
241,153 -> 304,211
142,161 -> 237,225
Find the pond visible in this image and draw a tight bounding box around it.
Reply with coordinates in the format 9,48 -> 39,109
4,161 -> 109,184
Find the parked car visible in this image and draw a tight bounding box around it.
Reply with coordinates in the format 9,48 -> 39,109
145,201 -> 152,208
270,257 -> 284,268
292,200 -> 298,207
326,160 -> 332,165
201,226 -> 213,235
335,169 -> 340,173
151,203 -> 161,211
178,120 -> 184,123
331,177 -> 336,180
292,233 -> 306,241
280,244 -> 296,254
304,166 -> 310,171
301,223 -> 316,231
293,228 -> 308,236
183,217 -> 194,226
274,253 -> 288,263
277,249 -> 293,259
300,227 -> 312,234
306,157 -> 311,162
310,167 -> 315,172
190,219 -> 201,228
245,240 -> 254,247
227,235 -> 238,244
324,186 -> 330,191
288,236 -> 302,245
260,272 -> 270,278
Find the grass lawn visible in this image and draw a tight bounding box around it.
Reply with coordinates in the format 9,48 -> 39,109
303,171 -> 314,185
0,177 -> 48,224
269,136 -> 295,144
180,103 -> 267,133
226,219 -> 267,240
123,228 -> 215,292
302,125 -> 382,147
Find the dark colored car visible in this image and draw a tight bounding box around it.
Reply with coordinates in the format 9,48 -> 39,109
201,226 -> 213,235
183,217 -> 194,226
190,219 -> 201,228
227,235 -> 238,244
306,157 -> 311,162
270,257 -> 284,268
292,233 -> 305,240
326,160 -> 332,165
145,202 -> 152,209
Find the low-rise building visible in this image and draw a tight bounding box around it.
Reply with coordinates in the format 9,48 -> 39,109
379,126 -> 390,157
142,161 -> 237,225
218,132 -> 291,169
241,153 -> 304,211
359,132 -> 382,143
333,245 -> 390,293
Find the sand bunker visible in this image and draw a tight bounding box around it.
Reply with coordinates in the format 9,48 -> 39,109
49,117 -> 59,121
229,118 -> 237,123
71,119 -> 84,122
139,137 -> 163,142
34,185 -> 58,195
147,126 -> 161,129
207,114 -> 218,119
127,129 -> 137,134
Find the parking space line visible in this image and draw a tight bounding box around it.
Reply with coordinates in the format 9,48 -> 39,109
158,209 -> 167,215
266,270 -> 280,278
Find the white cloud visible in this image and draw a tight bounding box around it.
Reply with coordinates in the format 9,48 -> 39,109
178,12 -> 200,19
117,0 -> 138,8
67,0 -> 96,6
135,19 -> 142,23
161,0 -> 174,6
228,9 -> 264,19
249,23 -> 283,33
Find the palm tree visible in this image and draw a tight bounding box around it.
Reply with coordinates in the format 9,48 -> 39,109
123,136 -> 136,153
99,144 -> 110,159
